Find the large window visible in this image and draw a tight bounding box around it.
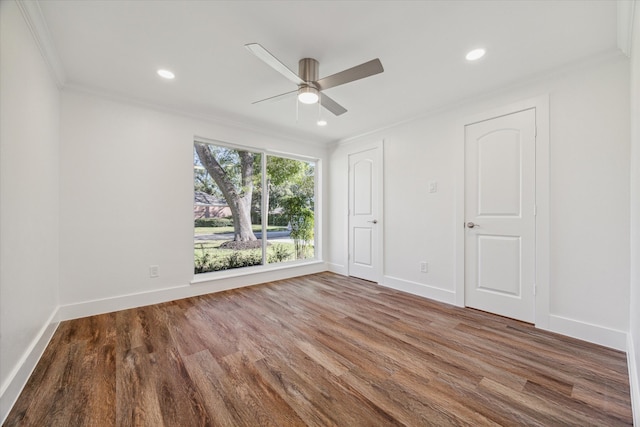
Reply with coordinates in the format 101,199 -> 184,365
194,140 -> 316,274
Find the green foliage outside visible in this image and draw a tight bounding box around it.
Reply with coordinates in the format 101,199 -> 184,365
251,155 -> 315,224
268,214 -> 289,226
194,242 -> 296,273
281,195 -> 314,259
194,217 -> 233,228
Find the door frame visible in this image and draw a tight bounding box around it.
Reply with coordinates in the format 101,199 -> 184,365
347,140 -> 384,283
454,95 -> 550,329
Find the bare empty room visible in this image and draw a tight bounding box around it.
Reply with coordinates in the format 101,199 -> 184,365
1,0 -> 639,425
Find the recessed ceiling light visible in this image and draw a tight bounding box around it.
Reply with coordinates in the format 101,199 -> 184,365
157,69 -> 175,79
465,48 -> 486,61
317,119 -> 327,127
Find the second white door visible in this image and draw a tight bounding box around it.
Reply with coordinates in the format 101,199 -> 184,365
464,108 -> 536,323
348,147 -> 381,282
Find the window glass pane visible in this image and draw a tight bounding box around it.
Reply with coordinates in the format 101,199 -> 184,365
266,156 -> 315,264
194,143 -> 262,273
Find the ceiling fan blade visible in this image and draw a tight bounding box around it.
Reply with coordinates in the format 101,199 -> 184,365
315,58 -> 384,91
252,89 -> 298,105
320,93 -> 347,116
245,43 -> 305,86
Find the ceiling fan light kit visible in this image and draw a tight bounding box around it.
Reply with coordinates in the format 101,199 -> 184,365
245,43 -> 384,118
298,86 -> 319,104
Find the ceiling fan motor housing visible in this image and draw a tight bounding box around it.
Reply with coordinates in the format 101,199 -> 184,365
299,58 -> 319,84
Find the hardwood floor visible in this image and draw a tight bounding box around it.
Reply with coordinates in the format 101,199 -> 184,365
4,272 -> 633,426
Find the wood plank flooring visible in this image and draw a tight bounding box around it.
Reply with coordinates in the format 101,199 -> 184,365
3,272 -> 633,426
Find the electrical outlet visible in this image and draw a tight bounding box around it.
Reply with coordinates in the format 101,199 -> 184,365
420,262 -> 428,273
149,265 -> 159,278
428,181 -> 438,193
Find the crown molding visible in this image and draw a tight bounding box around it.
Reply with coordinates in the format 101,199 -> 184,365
332,48 -> 627,148
63,83 -> 330,149
15,0 -> 66,87
618,0 -> 637,57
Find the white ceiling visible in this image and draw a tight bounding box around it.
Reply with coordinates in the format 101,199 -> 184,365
37,0 -> 619,145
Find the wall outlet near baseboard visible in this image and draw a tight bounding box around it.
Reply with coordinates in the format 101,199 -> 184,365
149,265 -> 159,278
420,262 -> 428,273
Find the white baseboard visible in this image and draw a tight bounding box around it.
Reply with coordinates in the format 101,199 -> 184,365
58,262 -> 328,321
380,275 -> 456,305
0,309 -> 59,425
547,314 -> 627,351
628,333 -> 640,426
327,262 -> 348,276
378,279 -> 626,353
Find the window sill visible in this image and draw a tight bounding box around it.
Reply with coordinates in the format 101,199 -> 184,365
190,259 -> 325,285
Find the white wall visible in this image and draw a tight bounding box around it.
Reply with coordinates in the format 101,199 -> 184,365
0,0 -> 60,419
58,90 -> 329,316
628,0 -> 640,421
547,58 -> 629,334
329,54 -> 630,349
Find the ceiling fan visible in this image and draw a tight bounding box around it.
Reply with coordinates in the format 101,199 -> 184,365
245,43 -> 384,116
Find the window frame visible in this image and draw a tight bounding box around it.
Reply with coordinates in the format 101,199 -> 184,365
192,137 -> 320,280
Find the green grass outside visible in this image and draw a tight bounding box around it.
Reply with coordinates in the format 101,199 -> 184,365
194,225 -> 288,235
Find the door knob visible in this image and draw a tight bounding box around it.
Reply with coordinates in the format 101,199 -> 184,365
466,222 -> 479,228
368,220 -> 378,224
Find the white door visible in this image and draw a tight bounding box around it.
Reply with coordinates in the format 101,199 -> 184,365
464,108 -> 536,323
348,147 -> 381,282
